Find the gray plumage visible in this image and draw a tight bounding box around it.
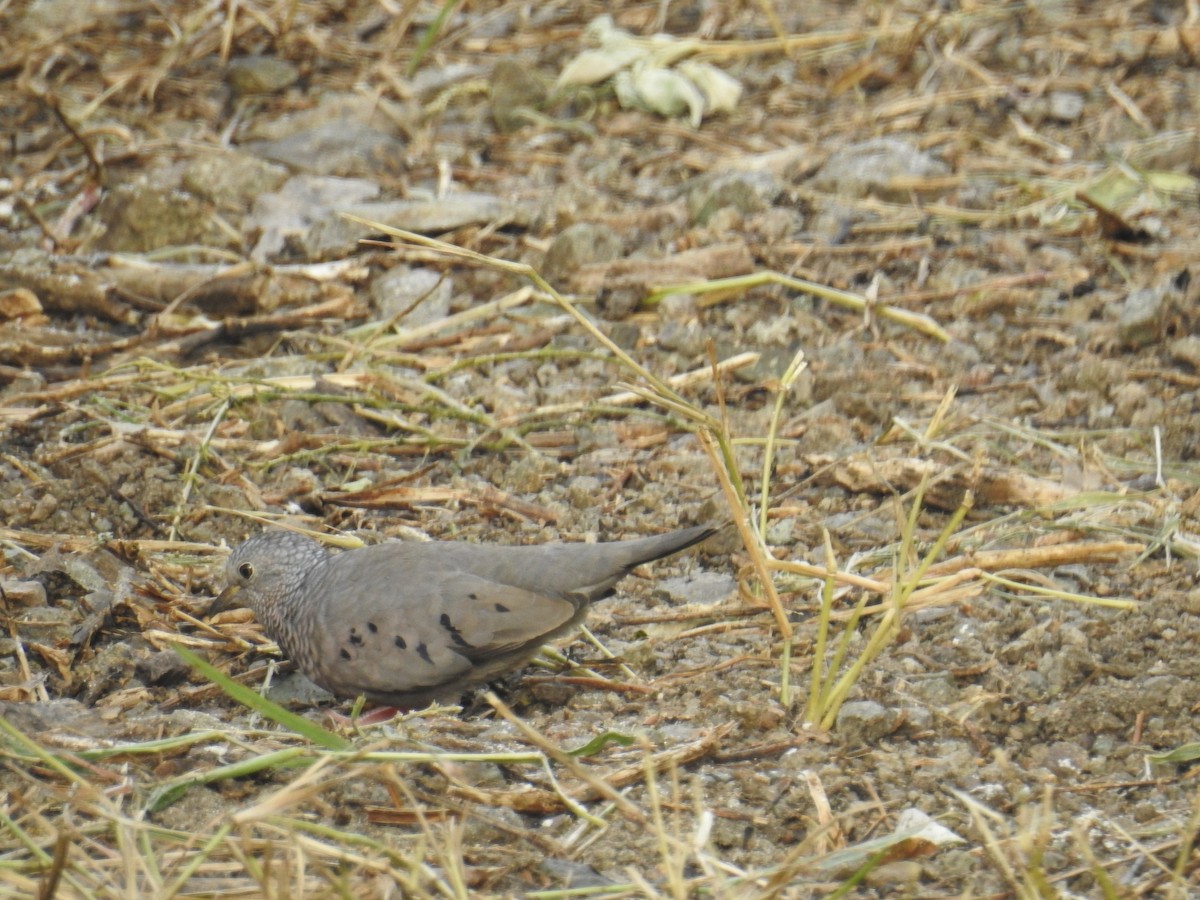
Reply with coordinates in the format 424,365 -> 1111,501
210,526 -> 714,708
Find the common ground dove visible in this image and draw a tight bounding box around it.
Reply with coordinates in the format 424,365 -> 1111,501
208,526 -> 714,708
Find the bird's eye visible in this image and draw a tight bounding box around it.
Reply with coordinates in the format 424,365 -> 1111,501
238,562 -> 254,580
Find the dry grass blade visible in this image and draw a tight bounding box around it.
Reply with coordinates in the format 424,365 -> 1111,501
646,271 -> 951,342
344,216 -> 695,407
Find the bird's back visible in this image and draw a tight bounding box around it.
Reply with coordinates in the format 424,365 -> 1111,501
297,525 -> 715,706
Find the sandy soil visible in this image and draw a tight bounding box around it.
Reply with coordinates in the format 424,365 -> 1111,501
2,1 -> 1200,896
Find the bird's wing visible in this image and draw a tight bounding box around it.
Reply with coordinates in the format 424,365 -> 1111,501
311,572 -> 579,697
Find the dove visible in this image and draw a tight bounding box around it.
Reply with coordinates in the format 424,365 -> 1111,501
208,526 -> 715,709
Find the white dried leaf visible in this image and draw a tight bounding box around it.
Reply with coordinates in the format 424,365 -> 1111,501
582,13 -> 619,44
643,35 -> 701,68
612,69 -> 642,112
557,46 -> 643,87
617,62 -> 707,127
678,60 -> 742,115
588,12 -> 699,63
561,14 -> 700,88
894,809 -> 965,847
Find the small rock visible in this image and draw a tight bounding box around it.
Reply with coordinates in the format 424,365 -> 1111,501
505,456 -> 558,494
0,697 -> 117,741
1010,668 -> 1049,702
182,151 -> 289,209
753,206 -> 804,242
541,222 -> 624,287
605,321 -> 641,349
13,606 -> 76,643
490,58 -> 549,132
76,642 -> 138,705
245,121 -> 406,178
1046,90 -> 1085,122
0,579 -> 46,607
810,137 -> 949,201
702,206 -> 744,233
1169,335 -> 1200,370
225,55 -> 300,96
1041,740 -> 1088,779
657,320 -> 705,356
899,706 -> 933,733
0,288 -> 42,320
1111,381 -> 1149,421
136,649 -> 191,686
594,283 -> 642,319
371,267 -> 452,325
95,181 -> 237,254
539,858 -> 619,890
687,170 -> 782,225
836,700 -> 902,743
279,399 -> 326,435
658,293 -> 699,320
247,174 -> 380,260
1129,396 -> 1164,429
865,860 -> 922,888
1117,284 -> 1168,348
765,517 -> 794,545
301,192 -> 526,260
527,680 -> 575,705
654,572 -> 734,605
566,476 -> 603,509
266,669 -> 336,706
733,345 -> 804,385
805,200 -> 858,243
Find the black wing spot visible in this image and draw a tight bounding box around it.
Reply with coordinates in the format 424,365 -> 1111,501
394,635 -> 407,649
494,602 -> 510,613
349,631 -> 364,646
439,613 -> 474,649
468,592 -> 478,600
367,621 -> 378,633
340,648 -> 351,660
416,641 -> 433,664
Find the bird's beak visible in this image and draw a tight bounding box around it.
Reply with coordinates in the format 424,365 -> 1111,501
207,583 -> 243,618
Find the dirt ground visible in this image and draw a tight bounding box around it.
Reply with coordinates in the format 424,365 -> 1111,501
3,1 -> 1200,896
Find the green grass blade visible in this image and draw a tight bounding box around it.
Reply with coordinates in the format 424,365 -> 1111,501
407,0 -> 462,76
173,644 -> 350,750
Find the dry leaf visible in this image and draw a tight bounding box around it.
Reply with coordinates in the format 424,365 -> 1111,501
678,60 -> 743,116
616,63 -> 706,127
